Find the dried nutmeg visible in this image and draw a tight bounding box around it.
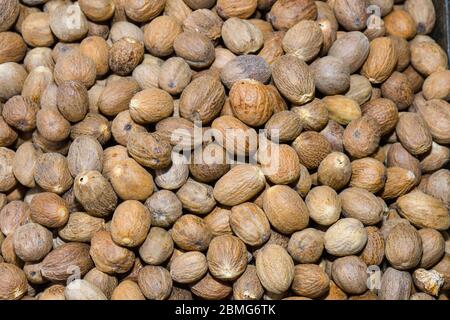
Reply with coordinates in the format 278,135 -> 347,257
322,96 -> 361,126
381,167 -> 416,200
111,111 -> 146,147
282,20 -> 323,62
79,0 -> 115,22
340,187 -> 385,225
216,0 -> 257,19
36,108 -> 71,143
54,50 -> 96,88
422,71 -> 450,101
361,98 -> 398,136
416,99 -> 450,145
311,56 -> 350,95
384,9 -> 417,39
360,226 -> 385,266
413,268 -> 444,297
179,75 -> 225,124
34,153 -> 73,194
404,0 -> 436,35
0,263 -> 28,300
127,132 -> 172,170
265,111 -> 302,143
176,178 -> 216,215
40,242 -> 94,282
343,115 -> 381,159
328,31 -> 370,74
12,142 -> 41,189
361,37 -> 398,84
292,99 -> 328,132
324,218 -> 368,256
229,79 -> 272,127
380,72 -> 414,110
291,264 -> 330,299
0,115 -> 18,147
125,0 -> 165,23
379,267 -> 413,300
220,55 -> 271,90
158,58 -> 192,95
396,191 -> 450,230
272,55 -> 315,105
184,9 -> 223,42
331,256 -> 368,295
71,113 -> 111,145
171,214 -> 212,251
145,190 -> 182,228
111,200 -> 151,248
318,151 -> 352,191
170,251 -> 208,284
213,164 -> 266,207
305,186 -> 341,226
385,223 -> 422,270
190,273 -> 232,300
74,170 -> 117,218
350,157 -> 386,193
292,131 -> 332,170
109,37 -> 144,76
207,235 -> 247,281
143,16 -> 182,58
259,143 -> 301,185
221,18 -> 263,55
0,31 -> 27,64
2,96 -> 38,132
111,280 -> 145,300
0,62 -> 27,102
0,201 -> 30,237
13,223 -> 53,262
333,0 -> 369,31
58,212 -> 105,243
233,265 -> 264,300
79,36 -> 110,77
139,227 -> 173,266
49,4 -> 89,42
263,185 -> 310,235
173,31 -> 215,68
267,0 -> 317,31
67,136 -> 103,177
57,80 -> 89,123
255,244 -> 294,294
189,142 -> 230,183
419,228 -> 445,269
90,230 -> 135,274
0,0 -> 20,33
230,202 -> 271,247
288,228 -> 324,263
395,112 -> 432,156
410,38 -> 448,77
30,192 -> 69,228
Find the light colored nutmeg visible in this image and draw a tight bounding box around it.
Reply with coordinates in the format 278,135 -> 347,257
170,251 -> 207,284
282,20 -> 323,62
230,202 -> 271,247
340,187 -> 385,225
385,223 -> 423,270
324,218 -> 368,256
222,18 -> 264,55
350,157 -> 386,193
322,95 -> 361,126
317,152 -> 352,191
288,228 -> 324,264
305,186 -> 341,227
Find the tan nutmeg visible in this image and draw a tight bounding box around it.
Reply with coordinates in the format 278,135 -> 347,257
0,0 -> 20,33
139,227 -> 173,265
49,4 -> 89,42
288,228 -> 324,264
13,222 -> 52,262
422,71 -> 450,101
158,57 -> 192,95
361,98 -> 399,136
109,37 -> 144,76
413,268 -> 444,297
230,202 -> 271,247
267,0 -> 317,31
34,153 -> 73,194
30,192 -> 69,228
317,152 -> 352,191
207,235 -> 247,281
292,131 -> 331,170
79,0 -> 115,22
0,263 -> 28,300
340,187 -> 386,225
291,99 -> 328,132
216,0 -> 257,19
0,32 -> 27,64
282,20 -> 323,62
324,218 -> 368,256
360,226 -> 385,266
125,0 -> 165,23
331,256 -> 368,295
396,112 -> 432,156
173,31 -> 215,68
221,18 -> 263,55
54,50 -> 96,88
272,55 -> 315,105
322,95 -> 361,126
350,157 -> 386,193
2,96 -> 38,132
328,31 -> 370,74
170,251 -> 208,284
410,38 -> 448,77
255,244 -> 294,295
305,186 -> 341,226
229,79 -> 272,127
381,72 -> 414,110
385,223 -> 422,270
384,9 -> 417,39
265,111 -> 302,143
343,115 -> 381,159
333,0 -> 369,31
291,264 -> 330,299
172,214 -> 212,251
57,80 -> 89,123
144,16 -> 182,57
381,167 -> 416,200
127,132 -> 172,170
80,36 -> 110,77
361,37 -> 398,83
233,265 -> 264,300
310,56 -> 350,96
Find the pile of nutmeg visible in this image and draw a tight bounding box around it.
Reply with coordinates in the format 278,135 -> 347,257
0,0 -> 449,301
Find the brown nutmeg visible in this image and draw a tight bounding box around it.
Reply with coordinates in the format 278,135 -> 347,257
139,227 -> 173,266
419,228 -> 445,269
381,167 -> 416,199
71,113 -> 111,145
109,37 -> 144,76
323,96 -> 361,126
90,230 -> 135,274
184,9 -> 223,42
310,56 -> 350,96
320,120 -> 344,153
259,143 -> 301,185
79,0 -> 115,22
396,112 -> 432,156
384,9 -> 417,39
0,115 -> 18,147
67,135 -> 103,177
343,115 -> 381,158
111,280 -> 145,300
416,99 -> 450,145
49,4 -> 88,42
79,36 -> 110,77
263,185 -> 310,235
58,212 -> 105,243
220,55 -> 271,90
145,190 -> 182,228
258,31 -> 285,65
221,18 -> 263,55
255,244 -> 294,294
173,31 -> 215,68
267,0 -> 317,31
111,200 -> 151,248
340,187 -> 386,225
171,214 -> 212,251
0,201 -> 30,237
98,77 -> 140,116
291,99 -> 328,132
292,131 -> 331,170
125,0 -> 165,23
179,75 -> 225,124
282,20 -> 323,62
325,218 -> 368,256
189,143 -> 229,183
350,157 -> 386,193
190,273 -> 232,300
0,31 -> 27,64
360,226 -> 385,266
216,0 -> 257,19
13,223 -> 52,262
379,267 -> 413,300
158,57 -> 192,95
110,158 -> 155,201
361,98 -> 398,136
385,223 -> 422,270
0,0 -> 20,33
328,31 -> 370,74
144,16 -> 182,57
292,264 -> 330,298
207,235 -> 247,281
317,152 -> 352,191
380,72 -> 414,110
127,132 -> 172,170
331,256 -> 368,295
34,153 -> 73,194
0,263 -> 27,300
233,265 -> 264,300
176,178 -> 216,215
288,228 -> 324,263
422,70 -> 450,101
272,55 -> 315,105
265,111 -> 302,143
333,0 -> 369,31
30,192 -> 69,228
83,268 -> 118,299
361,37 -> 398,84
404,0 -> 436,35
204,207 -> 232,237
2,96 -> 38,132
36,108 -> 70,143
12,141 -> 41,189
111,111 -> 146,147
170,251 -> 208,284
229,79 -> 272,127
0,62 -> 27,102
410,39 -> 448,77
57,80 -> 89,123
137,265 -> 173,300
54,50 -> 96,88
230,202 -> 271,247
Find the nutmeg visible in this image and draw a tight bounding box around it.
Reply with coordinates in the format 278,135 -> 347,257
343,115 -> 381,158
360,226 -> 385,266
189,142 -> 230,183
328,31 -> 370,73
158,57 -> 192,95
320,120 -> 344,153
184,9 -> 223,41
222,18 -> 263,55
0,62 -> 27,102
145,190 -> 182,228
30,192 -> 69,228
291,99 -> 328,132
331,256 -> 368,295
317,151 -> 352,190
379,267 -> 412,300
333,0 -> 369,31
49,4 -> 89,42
410,38 -> 448,76
350,157 -> 386,193
384,9 -> 417,39
127,132 -> 172,170
361,98 -> 398,136
385,223 -> 422,270
267,0 -> 317,31
381,72 -> 414,110
58,212 -> 105,243
292,264 -> 330,298
395,112 -> 432,156
0,0 -> 20,33
13,223 -> 52,262
111,280 -> 145,300
173,31 -> 215,68
233,265 -> 264,300
176,178 -> 216,215
144,16 -> 182,58
345,75 -> 372,105
323,96 -> 361,126
271,55 -> 315,105
2,96 -> 38,132
139,227 -> 173,266
230,202 -> 271,247
0,200 -> 30,237
361,37 -> 398,83
0,31 -> 27,64
54,50 -> 96,88
171,214 -> 212,251
34,153 -> 73,194
381,167 -> 416,199
170,251 -> 208,284
79,0 -> 115,22
292,131 -> 332,170
190,273 -> 232,300
0,263 -> 27,300
98,77 -> 140,116
80,36 -> 110,77
125,0 -> 165,23
340,187 -> 385,225
282,20 -> 323,62
422,71 -> 450,100
207,235 -> 247,281
324,218 -> 368,256
154,154 -> 190,190
21,12 -> 55,48
288,228 -> 324,263
419,228 -> 445,269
